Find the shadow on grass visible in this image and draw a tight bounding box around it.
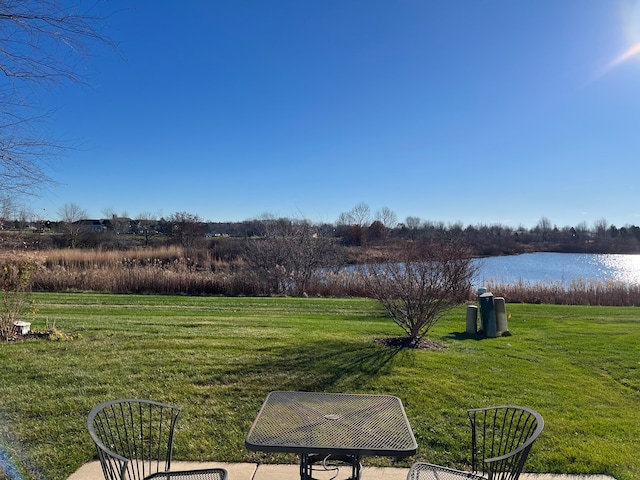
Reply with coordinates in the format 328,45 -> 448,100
205,339 -> 405,394
446,331 -> 512,342
447,331 -> 485,341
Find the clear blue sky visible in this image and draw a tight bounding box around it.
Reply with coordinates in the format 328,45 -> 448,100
31,0 -> 640,228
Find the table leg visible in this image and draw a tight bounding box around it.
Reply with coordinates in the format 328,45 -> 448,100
300,454 -> 362,480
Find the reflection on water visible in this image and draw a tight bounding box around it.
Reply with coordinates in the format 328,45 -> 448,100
475,252 -> 640,286
596,254 -> 640,284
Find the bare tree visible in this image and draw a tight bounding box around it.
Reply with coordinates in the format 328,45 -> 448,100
102,208 -> 130,235
369,207 -> 397,244
0,1 -> 117,194
168,211 -> 205,248
376,206 -> 398,229
575,221 -> 589,239
336,211 -> 351,226
337,202 -> 371,227
593,218 -> 608,238
58,202 -> 88,248
403,215 -> 422,240
136,211 -> 158,247
336,203 -> 372,246
405,216 -> 421,230
535,216 -> 553,241
244,216 -> 342,295
363,239 -> 476,345
285,221 -> 342,295
0,194 -> 17,228
244,217 -> 291,294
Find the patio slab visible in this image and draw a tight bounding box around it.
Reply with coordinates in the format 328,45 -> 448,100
67,461 -> 617,480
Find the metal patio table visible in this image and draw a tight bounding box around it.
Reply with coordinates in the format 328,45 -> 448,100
245,391 -> 418,480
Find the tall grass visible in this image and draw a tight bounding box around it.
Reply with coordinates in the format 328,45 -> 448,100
26,247 -> 640,304
32,247 -> 258,295
39,246 -> 197,270
484,279 -> 640,306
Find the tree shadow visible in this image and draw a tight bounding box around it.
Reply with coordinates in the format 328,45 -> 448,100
196,339 -> 411,464
446,331 -> 491,341
203,339 -> 406,394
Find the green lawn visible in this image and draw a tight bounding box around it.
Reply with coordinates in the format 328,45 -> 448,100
0,293 -> 638,480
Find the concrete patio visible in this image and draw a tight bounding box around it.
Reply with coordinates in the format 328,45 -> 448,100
67,461 -> 616,480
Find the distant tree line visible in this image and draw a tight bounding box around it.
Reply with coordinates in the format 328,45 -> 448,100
1,200 -> 640,256
1,200 -> 638,307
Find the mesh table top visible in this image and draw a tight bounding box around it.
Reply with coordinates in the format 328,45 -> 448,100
245,391 -> 417,457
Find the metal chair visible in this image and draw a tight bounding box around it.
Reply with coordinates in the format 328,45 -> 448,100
407,406 -> 544,480
88,399 -> 228,480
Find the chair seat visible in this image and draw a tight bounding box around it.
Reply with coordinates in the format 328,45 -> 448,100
145,468 -> 228,480
408,462 -> 485,480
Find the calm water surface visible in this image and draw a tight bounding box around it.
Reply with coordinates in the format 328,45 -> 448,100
475,252 -> 640,286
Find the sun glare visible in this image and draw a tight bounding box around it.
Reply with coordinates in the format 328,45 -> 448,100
593,0 -> 640,79
622,0 -> 640,39
604,42 -> 640,70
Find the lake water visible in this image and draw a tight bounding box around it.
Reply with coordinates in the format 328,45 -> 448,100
475,252 -> 640,286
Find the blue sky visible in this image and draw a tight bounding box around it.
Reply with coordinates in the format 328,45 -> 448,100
30,0 -> 640,228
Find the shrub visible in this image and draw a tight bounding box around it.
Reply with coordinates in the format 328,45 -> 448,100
0,253 -> 40,341
362,239 -> 477,342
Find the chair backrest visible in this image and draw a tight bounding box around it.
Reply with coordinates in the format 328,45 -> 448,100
87,399 -> 182,480
468,406 -> 544,480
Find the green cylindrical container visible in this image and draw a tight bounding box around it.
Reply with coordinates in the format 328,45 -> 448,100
495,297 -> 508,333
479,292 -> 497,338
466,305 -> 478,334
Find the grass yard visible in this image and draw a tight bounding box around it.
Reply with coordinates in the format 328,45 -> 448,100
0,293 -> 638,480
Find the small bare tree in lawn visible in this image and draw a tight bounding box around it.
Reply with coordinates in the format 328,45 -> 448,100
363,238 -> 476,346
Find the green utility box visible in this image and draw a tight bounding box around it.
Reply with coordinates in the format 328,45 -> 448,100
479,292 -> 497,338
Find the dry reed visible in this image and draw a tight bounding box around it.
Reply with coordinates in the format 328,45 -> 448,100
483,278 -> 640,306
32,246 -> 256,295
23,247 -> 640,304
